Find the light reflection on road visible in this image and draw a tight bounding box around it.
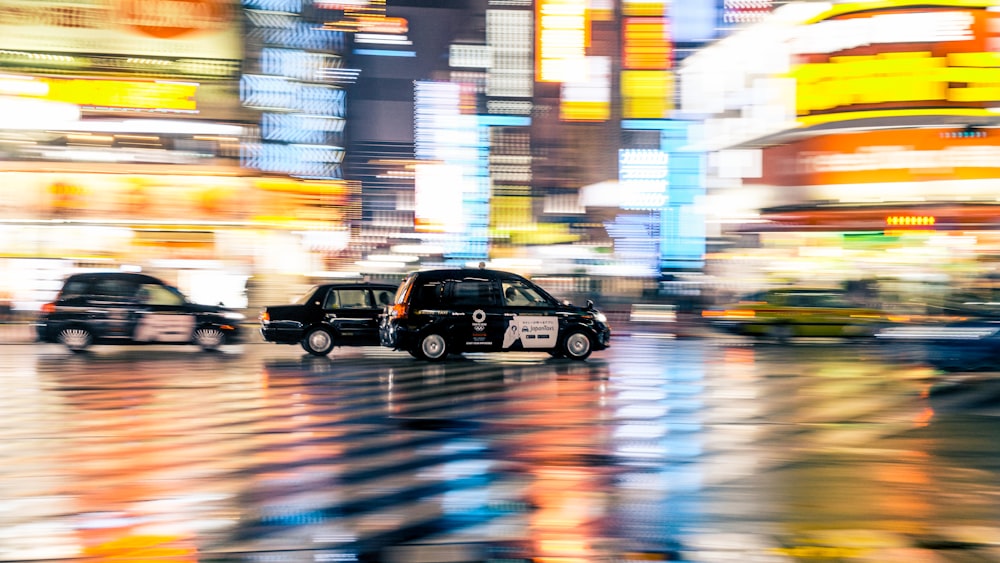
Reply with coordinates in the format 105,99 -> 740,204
0,339 -> 998,561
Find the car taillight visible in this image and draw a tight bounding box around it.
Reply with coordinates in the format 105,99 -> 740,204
389,303 -> 407,320
259,311 -> 270,323
41,302 -> 55,314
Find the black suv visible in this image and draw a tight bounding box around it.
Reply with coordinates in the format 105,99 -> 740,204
259,282 -> 398,356
379,267 -> 611,361
36,271 -> 245,352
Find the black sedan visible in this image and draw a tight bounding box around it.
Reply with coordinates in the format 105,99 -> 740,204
37,271 -> 244,353
259,282 -> 397,356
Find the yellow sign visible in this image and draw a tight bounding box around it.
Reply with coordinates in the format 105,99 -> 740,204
792,51 -> 1000,115
4,75 -> 199,112
536,0 -> 588,83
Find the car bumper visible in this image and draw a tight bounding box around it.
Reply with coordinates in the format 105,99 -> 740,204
594,325 -> 611,349
260,325 -> 304,344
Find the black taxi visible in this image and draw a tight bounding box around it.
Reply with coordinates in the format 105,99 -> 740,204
259,282 -> 398,356
36,271 -> 245,353
379,267 -> 611,361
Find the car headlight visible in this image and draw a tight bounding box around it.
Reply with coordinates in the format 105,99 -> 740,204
593,312 -> 607,323
224,311 -> 246,321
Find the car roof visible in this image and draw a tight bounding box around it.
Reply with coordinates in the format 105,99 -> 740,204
314,282 -> 398,290
409,268 -> 527,281
65,272 -> 165,285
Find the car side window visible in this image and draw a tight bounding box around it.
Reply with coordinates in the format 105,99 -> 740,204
336,289 -> 369,309
502,280 -> 548,307
374,290 -> 394,307
448,279 -> 495,307
93,278 -> 137,300
138,283 -> 185,306
413,281 -> 445,308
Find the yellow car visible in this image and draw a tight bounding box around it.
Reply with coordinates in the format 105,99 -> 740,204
701,288 -> 893,341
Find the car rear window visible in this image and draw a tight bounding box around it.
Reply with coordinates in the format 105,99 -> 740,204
59,279 -> 90,300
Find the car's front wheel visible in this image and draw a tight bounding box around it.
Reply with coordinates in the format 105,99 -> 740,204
194,326 -> 226,351
561,330 -> 593,360
418,333 -> 448,361
59,326 -> 93,353
301,327 -> 335,356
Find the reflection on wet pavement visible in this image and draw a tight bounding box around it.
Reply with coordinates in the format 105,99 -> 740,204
1,339 -> 999,561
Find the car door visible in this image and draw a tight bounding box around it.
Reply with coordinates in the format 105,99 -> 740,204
86,276 -> 142,340
132,282 -> 196,343
326,287 -> 382,344
499,278 -> 561,351
447,276 -> 505,351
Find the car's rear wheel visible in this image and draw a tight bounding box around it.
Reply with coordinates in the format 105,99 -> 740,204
194,326 -> 226,351
59,326 -> 92,353
419,333 -> 448,361
768,323 -> 794,344
561,330 -> 593,361
302,327 -> 335,356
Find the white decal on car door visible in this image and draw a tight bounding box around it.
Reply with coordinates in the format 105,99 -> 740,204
503,315 -> 558,349
134,314 -> 196,342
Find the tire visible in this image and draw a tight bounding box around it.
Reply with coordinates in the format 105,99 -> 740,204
561,330 -> 593,361
301,327 -> 335,356
768,323 -> 793,344
194,326 -> 226,351
59,326 -> 93,353
419,333 -> 448,361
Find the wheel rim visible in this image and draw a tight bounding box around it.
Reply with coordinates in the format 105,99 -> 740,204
195,328 -> 224,349
565,332 -> 591,358
307,330 -> 332,352
60,328 -> 91,350
421,334 -> 446,359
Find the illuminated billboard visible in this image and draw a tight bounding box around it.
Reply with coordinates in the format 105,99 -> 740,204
678,1 -> 1000,151
757,127 -> 1000,187
620,1 -> 672,119
536,0 -> 588,83
790,3 -> 1000,126
0,0 -> 241,65
0,75 -> 199,112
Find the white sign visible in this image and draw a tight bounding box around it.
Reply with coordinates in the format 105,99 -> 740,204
502,315 -> 559,349
134,313 -> 195,342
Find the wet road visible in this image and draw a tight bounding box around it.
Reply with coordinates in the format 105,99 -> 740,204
1,336 -> 999,562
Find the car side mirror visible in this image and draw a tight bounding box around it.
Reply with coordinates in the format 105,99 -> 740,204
586,299 -> 595,310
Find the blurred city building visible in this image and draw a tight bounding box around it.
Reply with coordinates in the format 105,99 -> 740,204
678,0 -> 1000,307
14,0 -> 982,316
344,0 -> 735,304
0,0 -> 369,312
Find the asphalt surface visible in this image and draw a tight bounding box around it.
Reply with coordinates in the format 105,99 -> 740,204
0,333 -> 999,562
